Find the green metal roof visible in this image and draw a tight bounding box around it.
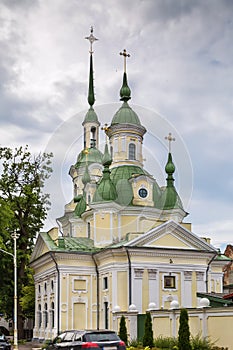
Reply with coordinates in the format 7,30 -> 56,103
111,102 -> 141,126
40,232 -> 99,252
197,292 -> 233,307
75,195 -> 86,217
83,107 -> 99,123
110,165 -> 149,184
76,147 -> 103,168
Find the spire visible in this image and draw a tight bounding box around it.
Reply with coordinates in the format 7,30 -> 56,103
164,133 -> 176,187
161,133 -> 184,211
93,143 -> 117,202
119,49 -> 131,102
85,26 -> 98,107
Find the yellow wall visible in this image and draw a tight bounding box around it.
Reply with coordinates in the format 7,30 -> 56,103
117,271 -> 128,311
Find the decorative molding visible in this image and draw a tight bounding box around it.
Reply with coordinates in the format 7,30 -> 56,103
134,268 -> 144,278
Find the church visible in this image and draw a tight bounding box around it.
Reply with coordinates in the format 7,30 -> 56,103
30,29 -> 227,341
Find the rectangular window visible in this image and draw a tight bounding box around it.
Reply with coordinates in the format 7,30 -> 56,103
74,279 -> 86,291
164,276 -> 176,289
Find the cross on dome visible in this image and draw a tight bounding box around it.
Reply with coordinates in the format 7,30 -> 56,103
165,132 -> 175,152
120,49 -> 130,73
85,26 -> 98,54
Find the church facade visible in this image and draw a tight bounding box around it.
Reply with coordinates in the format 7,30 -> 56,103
30,30 -> 227,341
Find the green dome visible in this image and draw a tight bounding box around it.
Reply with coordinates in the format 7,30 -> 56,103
115,179 -> 133,206
111,102 -> 141,126
76,147 -> 103,168
83,107 -> 99,123
74,195 -> 86,217
110,165 -> 149,185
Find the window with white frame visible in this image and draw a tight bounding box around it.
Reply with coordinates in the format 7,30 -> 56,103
163,275 -> 176,289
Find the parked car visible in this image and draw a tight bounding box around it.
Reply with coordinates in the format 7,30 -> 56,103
0,335 -> 11,350
46,330 -> 126,350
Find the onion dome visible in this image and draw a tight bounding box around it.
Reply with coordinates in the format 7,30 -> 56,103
93,144 -> 117,202
111,102 -> 141,126
76,147 -> 103,169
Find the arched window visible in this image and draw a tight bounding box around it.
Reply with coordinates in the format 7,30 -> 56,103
129,143 -> 136,160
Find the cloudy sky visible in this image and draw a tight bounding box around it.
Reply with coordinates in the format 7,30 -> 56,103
0,0 -> 233,252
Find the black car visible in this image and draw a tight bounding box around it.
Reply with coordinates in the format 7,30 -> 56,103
46,330 -> 126,350
0,335 -> 11,350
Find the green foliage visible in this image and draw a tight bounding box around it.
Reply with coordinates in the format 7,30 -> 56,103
178,309 -> 191,350
119,315 -> 128,346
154,335 -> 178,349
143,312 -> 154,348
191,334 -> 215,350
0,146 -> 52,336
19,268 -> 35,319
128,339 -> 142,348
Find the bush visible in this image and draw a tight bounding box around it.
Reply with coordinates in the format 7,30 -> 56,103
191,334 -> 215,350
119,315 -> 128,346
142,312 -> 154,348
154,335 -> 178,349
178,309 -> 191,350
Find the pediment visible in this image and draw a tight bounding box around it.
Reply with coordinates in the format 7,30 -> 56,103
30,229 -> 58,262
124,220 -> 216,252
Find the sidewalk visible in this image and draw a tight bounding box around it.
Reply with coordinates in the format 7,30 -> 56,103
18,342 -> 43,350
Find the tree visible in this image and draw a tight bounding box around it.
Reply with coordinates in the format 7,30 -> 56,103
0,145 -> 52,338
118,315 -> 128,346
143,312 -> 154,348
178,308 -> 192,350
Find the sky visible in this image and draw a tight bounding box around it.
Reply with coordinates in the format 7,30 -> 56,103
0,0 -> 233,252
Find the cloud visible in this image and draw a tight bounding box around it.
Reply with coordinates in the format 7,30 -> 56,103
0,0 -> 232,249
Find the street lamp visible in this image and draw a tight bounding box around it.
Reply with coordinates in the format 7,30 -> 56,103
0,230 -> 19,350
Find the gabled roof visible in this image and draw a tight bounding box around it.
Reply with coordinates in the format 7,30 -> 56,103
30,230 -> 99,262
124,220 -> 217,252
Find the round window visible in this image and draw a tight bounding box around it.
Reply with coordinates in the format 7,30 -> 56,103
138,188 -> 148,198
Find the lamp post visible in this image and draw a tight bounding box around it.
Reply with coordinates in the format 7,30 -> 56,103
0,230 -> 19,350
11,231 -> 20,350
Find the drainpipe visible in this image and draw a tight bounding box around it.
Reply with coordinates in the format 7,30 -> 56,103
206,251 -> 218,293
92,254 -> 100,329
125,247 -> 132,306
50,252 -> 60,335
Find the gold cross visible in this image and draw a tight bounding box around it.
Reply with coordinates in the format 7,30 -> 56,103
120,49 -> 130,73
83,148 -> 89,164
165,132 -> 175,152
85,26 -> 98,54
101,123 -> 109,143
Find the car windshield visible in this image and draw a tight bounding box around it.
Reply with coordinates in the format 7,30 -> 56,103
0,335 -> 6,342
84,332 -> 119,342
